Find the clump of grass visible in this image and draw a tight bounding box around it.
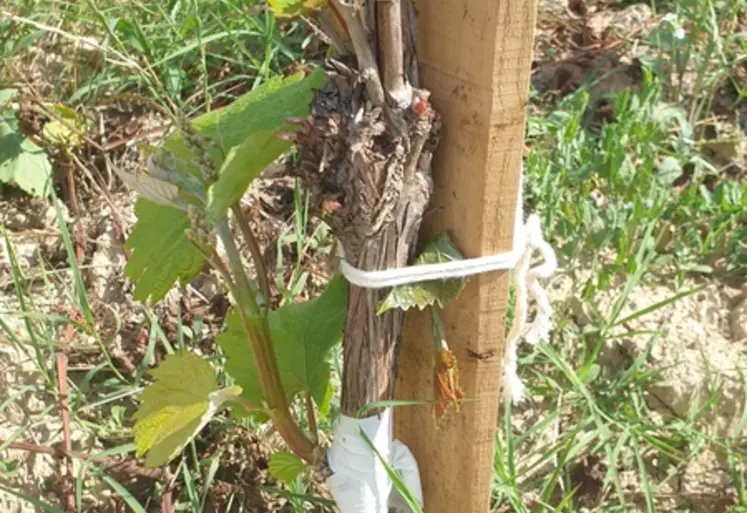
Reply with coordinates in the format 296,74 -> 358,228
498,0 -> 746,511
527,73 -> 744,283
1,0 -> 314,113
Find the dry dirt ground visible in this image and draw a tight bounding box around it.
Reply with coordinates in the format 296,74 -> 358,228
1,0 -> 745,512
540,273 -> 746,512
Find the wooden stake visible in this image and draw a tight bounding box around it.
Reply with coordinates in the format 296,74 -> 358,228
394,0 -> 538,511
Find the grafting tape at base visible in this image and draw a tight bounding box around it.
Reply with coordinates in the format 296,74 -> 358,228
326,410 -> 423,513
389,440 -> 424,511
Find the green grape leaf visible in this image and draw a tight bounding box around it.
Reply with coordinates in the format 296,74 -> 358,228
132,352 -> 241,468
268,451 -> 305,484
200,68 -> 325,220
216,311 -> 264,412
113,164 -> 189,209
378,233 -> 468,314
121,69 -> 325,301
124,199 -> 206,302
118,145 -> 208,209
205,130 -> 290,222
270,274 -> 346,403
317,380 -> 334,420
157,67 -> 326,183
269,0 -> 327,18
0,103 -> 52,198
218,274 -> 346,413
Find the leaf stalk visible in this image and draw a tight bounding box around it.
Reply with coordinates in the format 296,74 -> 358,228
215,219 -> 316,463
231,203 -> 272,310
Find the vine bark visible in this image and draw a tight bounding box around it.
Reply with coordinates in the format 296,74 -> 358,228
294,1 -> 440,417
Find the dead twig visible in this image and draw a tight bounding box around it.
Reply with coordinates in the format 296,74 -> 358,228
0,439 -> 85,460
330,0 -> 385,106
160,489 -> 174,513
377,0 -> 410,105
303,11 -> 351,55
68,151 -> 131,258
0,437 -> 173,483
55,353 -> 75,512
1,11 -> 141,71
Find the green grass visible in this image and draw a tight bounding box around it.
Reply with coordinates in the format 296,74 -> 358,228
498,1 -> 746,511
1,0 -> 314,118
1,0 -> 746,512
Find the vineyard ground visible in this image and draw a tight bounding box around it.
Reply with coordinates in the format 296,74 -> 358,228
1,0 -> 745,512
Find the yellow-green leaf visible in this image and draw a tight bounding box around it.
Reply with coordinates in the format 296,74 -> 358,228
0,89 -> 16,106
43,105 -> 86,148
132,352 -> 241,467
268,451 -> 305,484
269,0 -> 327,18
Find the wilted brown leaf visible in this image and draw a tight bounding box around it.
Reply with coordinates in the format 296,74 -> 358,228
433,348 -> 465,421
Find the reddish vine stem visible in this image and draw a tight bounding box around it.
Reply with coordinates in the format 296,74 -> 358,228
215,220 -> 317,463
192,223 -> 314,461
68,151 -> 131,258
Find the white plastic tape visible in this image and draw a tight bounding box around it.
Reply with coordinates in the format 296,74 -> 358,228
327,409 -> 423,513
389,440 -> 423,512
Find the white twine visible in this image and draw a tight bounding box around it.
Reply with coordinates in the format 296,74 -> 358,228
501,215 -> 557,403
329,171 -> 556,512
340,180 -> 526,289
338,171 -> 557,403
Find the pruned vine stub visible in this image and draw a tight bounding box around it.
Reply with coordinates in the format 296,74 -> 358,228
292,52 -> 441,416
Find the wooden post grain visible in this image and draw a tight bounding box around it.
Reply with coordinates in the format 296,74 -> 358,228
394,0 -> 538,511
